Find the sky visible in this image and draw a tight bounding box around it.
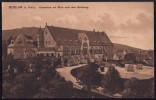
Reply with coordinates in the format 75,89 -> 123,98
2,2 -> 154,50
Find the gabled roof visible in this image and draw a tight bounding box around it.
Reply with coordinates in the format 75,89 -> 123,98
47,25 -> 112,46
8,33 -> 36,48
3,27 -> 44,42
47,26 -> 81,45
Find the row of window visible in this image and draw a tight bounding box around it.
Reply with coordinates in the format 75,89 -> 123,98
90,49 -> 103,54
26,54 -> 33,57
45,41 -> 51,44
63,49 -> 103,55
37,53 -> 54,57
64,50 -> 81,55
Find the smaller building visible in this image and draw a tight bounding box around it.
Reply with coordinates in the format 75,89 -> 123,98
7,33 -> 37,59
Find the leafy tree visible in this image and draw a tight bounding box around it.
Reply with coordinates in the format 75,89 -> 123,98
122,77 -> 140,98
147,79 -> 154,98
101,66 -> 123,93
77,63 -> 102,89
124,53 -> 136,63
2,56 -> 75,98
53,57 -> 62,67
2,39 -> 7,58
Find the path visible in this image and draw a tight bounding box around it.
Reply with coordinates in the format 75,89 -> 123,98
56,64 -> 113,98
56,64 -> 86,89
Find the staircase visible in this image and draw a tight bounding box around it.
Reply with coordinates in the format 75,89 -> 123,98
67,55 -> 79,66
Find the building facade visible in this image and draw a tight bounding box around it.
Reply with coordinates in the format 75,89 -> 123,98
7,33 -> 37,59
7,24 -> 113,61
37,24 -> 113,61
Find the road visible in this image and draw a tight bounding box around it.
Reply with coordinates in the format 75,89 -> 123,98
56,64 -> 113,98
56,64 -> 86,89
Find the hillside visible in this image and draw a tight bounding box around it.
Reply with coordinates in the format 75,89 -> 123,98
113,43 -> 145,53
2,27 -> 44,42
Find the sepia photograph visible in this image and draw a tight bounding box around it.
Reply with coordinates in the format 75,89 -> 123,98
2,2 -> 154,98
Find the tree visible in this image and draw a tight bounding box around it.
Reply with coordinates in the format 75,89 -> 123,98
77,63 -> 102,89
2,39 -> 7,58
124,53 -> 136,63
2,57 -> 75,98
101,66 -> 123,93
145,78 -> 154,98
122,77 -> 140,98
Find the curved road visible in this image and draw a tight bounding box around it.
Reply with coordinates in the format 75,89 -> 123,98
56,64 -> 114,98
56,64 -> 86,89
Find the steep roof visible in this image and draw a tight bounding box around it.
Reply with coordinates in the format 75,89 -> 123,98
2,27 -> 44,42
47,26 -> 112,46
8,33 -> 36,48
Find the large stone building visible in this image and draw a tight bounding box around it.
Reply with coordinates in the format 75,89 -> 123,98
6,24 -> 113,61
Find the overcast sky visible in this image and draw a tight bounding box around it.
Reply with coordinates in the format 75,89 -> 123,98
2,2 -> 154,50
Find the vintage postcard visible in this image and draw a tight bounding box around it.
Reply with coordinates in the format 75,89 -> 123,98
2,2 -> 154,98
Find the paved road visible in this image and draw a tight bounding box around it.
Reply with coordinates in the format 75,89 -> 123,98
56,64 -> 86,89
56,64 -> 113,98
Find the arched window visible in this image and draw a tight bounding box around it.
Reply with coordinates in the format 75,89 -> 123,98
83,42 -> 88,54
84,37 -> 88,41
100,47 -> 103,54
76,47 -> 80,55
90,47 -> 94,54
71,47 -> 75,55
64,46 -> 70,55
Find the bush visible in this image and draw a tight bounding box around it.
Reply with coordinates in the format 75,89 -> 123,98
77,63 -> 102,88
2,57 -> 74,98
101,66 -> 123,93
122,77 -> 154,98
124,77 -> 139,89
122,77 -> 139,98
147,79 -> 154,98
122,88 -> 138,98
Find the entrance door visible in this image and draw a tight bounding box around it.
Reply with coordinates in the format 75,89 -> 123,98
58,53 -> 60,57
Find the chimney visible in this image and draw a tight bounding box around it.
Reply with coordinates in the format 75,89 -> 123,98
93,29 -> 95,32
